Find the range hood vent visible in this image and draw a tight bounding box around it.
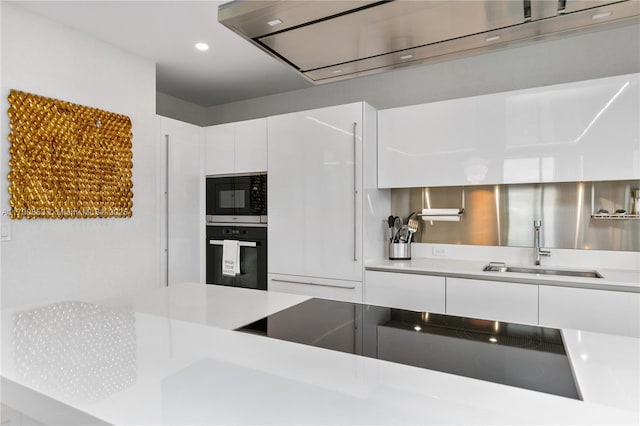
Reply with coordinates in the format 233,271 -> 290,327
219,0 -> 640,84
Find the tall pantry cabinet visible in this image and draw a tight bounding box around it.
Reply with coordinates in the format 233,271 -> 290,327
267,102 -> 389,302
158,116 -> 203,286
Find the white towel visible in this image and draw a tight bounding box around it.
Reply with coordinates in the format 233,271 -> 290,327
421,215 -> 461,222
421,208 -> 460,216
222,240 -> 240,276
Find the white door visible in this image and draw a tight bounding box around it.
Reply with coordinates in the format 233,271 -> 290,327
204,123 -> 235,176
160,116 -> 203,286
268,103 -> 363,282
235,118 -> 267,174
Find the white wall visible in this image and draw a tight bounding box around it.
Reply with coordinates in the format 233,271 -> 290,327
156,91 -> 207,127
202,22 -> 640,125
0,4 -> 159,308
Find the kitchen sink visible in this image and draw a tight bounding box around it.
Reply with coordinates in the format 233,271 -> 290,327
483,263 -> 603,279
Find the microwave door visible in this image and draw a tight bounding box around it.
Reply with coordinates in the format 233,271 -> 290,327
214,181 -> 239,216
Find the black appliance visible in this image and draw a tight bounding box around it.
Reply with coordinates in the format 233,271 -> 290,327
206,174 -> 267,224
206,225 -> 267,290
238,299 -> 580,399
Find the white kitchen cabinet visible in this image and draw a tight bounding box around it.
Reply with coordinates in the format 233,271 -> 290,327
364,271 -> 445,313
268,102 -> 387,302
378,73 -> 639,188
539,285 -> 640,338
269,274 -> 363,303
446,277 -> 538,325
159,116 -> 203,286
204,118 -> 267,175
204,123 -> 235,175
234,118 -> 267,173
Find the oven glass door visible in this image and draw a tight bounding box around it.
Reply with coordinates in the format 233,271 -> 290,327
206,226 -> 267,290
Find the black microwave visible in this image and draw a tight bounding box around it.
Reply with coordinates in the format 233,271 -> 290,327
206,174 -> 267,223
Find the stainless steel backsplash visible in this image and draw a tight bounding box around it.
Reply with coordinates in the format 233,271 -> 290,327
391,180 -> 640,251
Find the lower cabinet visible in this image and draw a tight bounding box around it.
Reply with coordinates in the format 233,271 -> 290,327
445,278 -> 539,325
539,285 -> 640,338
359,270 -> 638,336
268,274 -> 363,303
364,271 -> 445,313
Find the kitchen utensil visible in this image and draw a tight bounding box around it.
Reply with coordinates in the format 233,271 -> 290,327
398,225 -> 408,242
387,215 -> 395,242
407,218 -> 419,243
393,217 -> 403,242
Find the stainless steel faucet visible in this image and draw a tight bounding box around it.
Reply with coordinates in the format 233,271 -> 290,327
533,220 -> 551,265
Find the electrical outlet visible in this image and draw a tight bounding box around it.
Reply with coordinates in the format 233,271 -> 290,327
1,223 -> 11,241
432,246 -> 448,257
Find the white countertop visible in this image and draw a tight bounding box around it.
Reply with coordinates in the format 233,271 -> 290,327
1,283 -> 639,425
366,258 -> 640,292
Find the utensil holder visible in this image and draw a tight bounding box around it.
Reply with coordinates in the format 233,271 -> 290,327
389,242 -> 411,260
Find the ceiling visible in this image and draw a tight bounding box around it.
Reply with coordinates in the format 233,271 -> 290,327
11,1 -> 313,107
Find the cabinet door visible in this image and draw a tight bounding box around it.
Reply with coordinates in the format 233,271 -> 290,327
539,285 -> 640,338
378,73 -> 639,188
234,118 -> 267,173
269,274 -> 363,303
160,116 -> 202,286
204,123 -> 235,175
446,278 -> 538,325
364,271 -> 445,313
378,95 -> 504,188
268,103 -> 363,282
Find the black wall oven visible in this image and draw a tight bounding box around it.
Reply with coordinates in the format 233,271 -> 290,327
206,173 -> 267,291
206,225 -> 267,290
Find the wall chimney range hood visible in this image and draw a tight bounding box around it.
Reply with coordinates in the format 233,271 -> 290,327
219,0 -> 640,84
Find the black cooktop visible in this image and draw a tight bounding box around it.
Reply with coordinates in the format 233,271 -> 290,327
237,298 -> 580,400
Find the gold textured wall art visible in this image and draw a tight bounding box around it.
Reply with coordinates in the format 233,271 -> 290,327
7,90 -> 133,219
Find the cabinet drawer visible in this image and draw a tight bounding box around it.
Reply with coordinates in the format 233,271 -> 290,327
364,271 -> 445,313
539,285 -> 640,337
446,278 -> 538,325
268,274 -> 363,303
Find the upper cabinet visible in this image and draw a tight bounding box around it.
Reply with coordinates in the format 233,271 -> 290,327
378,73 -> 640,188
204,118 -> 267,175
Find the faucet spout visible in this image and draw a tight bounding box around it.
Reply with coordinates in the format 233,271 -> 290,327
533,220 -> 551,266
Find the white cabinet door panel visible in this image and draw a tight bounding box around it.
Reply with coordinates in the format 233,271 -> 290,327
269,274 -> 363,303
446,277 -> 538,325
268,103 -> 363,282
378,73 -> 639,188
577,74 -> 639,181
379,94 -> 504,188
235,118 -> 267,173
539,285 -> 640,338
204,123 -> 235,176
365,271 -> 445,313
161,116 -> 202,286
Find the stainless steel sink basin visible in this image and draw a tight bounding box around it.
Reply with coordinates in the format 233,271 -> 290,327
483,263 -> 603,279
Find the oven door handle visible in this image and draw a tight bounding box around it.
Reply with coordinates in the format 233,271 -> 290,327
209,240 -> 257,247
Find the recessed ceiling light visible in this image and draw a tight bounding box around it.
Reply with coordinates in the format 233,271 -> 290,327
592,11 -> 612,20
195,42 -> 209,51
485,35 -> 501,43
400,54 -> 414,60
267,18 -> 283,26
